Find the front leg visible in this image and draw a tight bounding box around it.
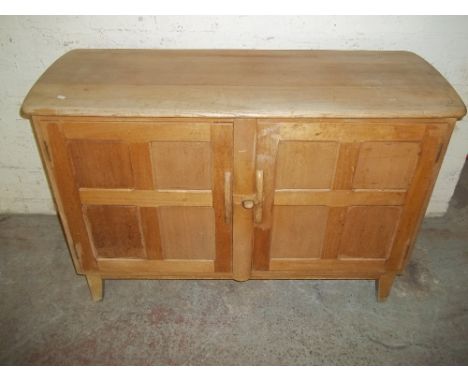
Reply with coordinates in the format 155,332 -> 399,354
86,274 -> 103,302
375,272 -> 397,302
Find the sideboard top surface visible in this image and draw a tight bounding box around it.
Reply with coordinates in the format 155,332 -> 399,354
22,49 -> 466,119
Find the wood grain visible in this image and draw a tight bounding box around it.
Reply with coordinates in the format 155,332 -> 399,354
333,142 -> 361,189
270,206 -> 328,259
386,123 -> 454,271
260,120 -> 428,141
274,190 -> 406,206
68,139 -> 134,188
353,141 -> 421,189
376,272 -> 397,301
338,206 -> 402,259
252,123 -> 280,271
232,119 -> 256,280
158,207 -> 216,260
129,142 -> 163,259
151,141 -> 212,189
275,141 -> 338,189
268,258 -> 385,275
129,142 -> 154,189
62,121 -> 211,141
321,207 -> 347,259
79,188 -> 212,207
140,207 -> 163,260
22,50 -> 466,119
44,122 -> 98,271
31,117 -> 83,273
24,51 -> 463,303
85,205 -> 145,259
86,274 -> 103,302
97,259 -> 215,275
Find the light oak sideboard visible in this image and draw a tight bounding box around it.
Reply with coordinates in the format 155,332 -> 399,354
22,49 -> 466,301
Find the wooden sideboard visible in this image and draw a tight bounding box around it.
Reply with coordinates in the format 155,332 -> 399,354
22,49 -> 466,301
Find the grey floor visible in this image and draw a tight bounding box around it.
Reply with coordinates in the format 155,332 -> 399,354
1,164 -> 467,365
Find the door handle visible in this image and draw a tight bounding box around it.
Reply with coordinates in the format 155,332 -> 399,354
239,170 -> 263,224
224,171 -> 232,224
254,170 -> 264,224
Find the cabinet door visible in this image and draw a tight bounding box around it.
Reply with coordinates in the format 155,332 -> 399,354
251,120 -> 450,277
43,119 -> 233,277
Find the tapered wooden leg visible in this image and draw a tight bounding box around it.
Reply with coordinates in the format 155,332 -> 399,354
376,272 -> 397,302
86,274 -> 103,302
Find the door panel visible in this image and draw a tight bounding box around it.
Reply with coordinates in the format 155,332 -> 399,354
151,141 -> 212,189
52,120 -> 233,274
85,205 -> 145,259
158,206 -> 216,260
69,139 -> 134,188
338,206 -> 401,259
353,142 -> 420,189
275,141 -> 338,188
270,205 -> 328,259
253,120 -> 429,272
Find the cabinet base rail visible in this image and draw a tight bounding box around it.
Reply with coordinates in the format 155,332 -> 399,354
84,271 -> 396,302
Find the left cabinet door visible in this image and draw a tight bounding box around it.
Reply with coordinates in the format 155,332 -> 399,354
37,119 -> 233,278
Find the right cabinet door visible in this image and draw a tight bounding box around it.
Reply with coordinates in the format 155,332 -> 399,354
251,119 -> 451,277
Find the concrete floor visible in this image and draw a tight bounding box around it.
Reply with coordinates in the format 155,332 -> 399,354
1,164 -> 467,365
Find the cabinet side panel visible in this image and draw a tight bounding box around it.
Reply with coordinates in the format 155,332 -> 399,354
386,122 -> 456,271
31,117 -> 84,273
35,118 -> 98,272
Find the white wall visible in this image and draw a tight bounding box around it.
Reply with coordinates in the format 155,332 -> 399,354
0,16 -> 467,215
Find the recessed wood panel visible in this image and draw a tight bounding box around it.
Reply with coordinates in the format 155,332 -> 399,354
158,207 -> 216,260
69,139 -> 134,188
353,142 -> 420,189
270,206 -> 328,259
275,141 -> 338,189
151,141 -> 212,189
85,205 -> 145,259
338,206 -> 401,259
